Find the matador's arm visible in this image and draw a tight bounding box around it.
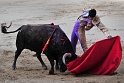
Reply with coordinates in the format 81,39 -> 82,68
92,16 -> 112,38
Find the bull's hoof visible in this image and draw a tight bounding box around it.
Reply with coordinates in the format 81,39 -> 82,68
42,64 -> 47,70
49,70 -> 54,75
42,66 -> 47,70
12,65 -> 16,70
32,54 -> 37,57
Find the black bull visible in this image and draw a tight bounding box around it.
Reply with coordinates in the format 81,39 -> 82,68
1,23 -> 77,74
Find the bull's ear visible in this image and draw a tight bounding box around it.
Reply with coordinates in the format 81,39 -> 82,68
62,53 -> 72,65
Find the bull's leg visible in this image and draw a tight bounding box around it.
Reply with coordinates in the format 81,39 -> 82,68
45,54 -> 54,74
55,60 -> 59,70
12,49 -> 22,69
36,53 -> 47,70
47,57 -> 54,75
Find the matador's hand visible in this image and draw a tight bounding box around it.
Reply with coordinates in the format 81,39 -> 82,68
107,35 -> 112,39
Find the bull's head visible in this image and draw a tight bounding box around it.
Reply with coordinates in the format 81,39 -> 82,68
59,53 -> 77,72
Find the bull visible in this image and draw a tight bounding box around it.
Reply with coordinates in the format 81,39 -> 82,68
1,22 -> 77,74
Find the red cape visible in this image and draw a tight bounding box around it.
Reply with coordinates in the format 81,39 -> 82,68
67,36 -> 122,75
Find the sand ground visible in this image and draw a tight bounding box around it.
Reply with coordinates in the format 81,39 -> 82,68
0,0 -> 124,83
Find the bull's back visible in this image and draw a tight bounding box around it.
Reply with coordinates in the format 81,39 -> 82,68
16,24 -> 60,52
16,24 -> 74,55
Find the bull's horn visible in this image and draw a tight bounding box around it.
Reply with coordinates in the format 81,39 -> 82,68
7,21 -> 12,28
62,53 -> 72,65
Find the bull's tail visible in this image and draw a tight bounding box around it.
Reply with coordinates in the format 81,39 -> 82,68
1,22 -> 24,34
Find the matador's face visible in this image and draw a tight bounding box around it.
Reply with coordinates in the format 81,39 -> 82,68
88,16 -> 94,20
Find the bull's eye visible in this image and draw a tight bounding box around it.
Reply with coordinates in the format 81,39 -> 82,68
65,59 -> 68,64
